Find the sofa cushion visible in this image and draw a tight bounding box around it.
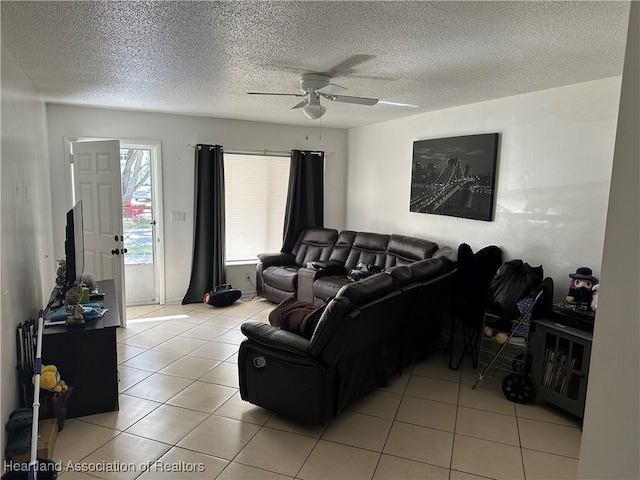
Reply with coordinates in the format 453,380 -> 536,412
309,296 -> 351,357
313,276 -> 351,301
432,245 -> 457,262
269,297 -> 327,339
262,266 -> 299,292
329,230 -> 356,263
344,232 -> 391,271
408,257 -> 449,282
292,228 -> 338,266
336,273 -> 395,306
386,265 -> 414,287
384,234 -> 439,269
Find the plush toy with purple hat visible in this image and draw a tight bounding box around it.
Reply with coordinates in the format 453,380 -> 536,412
565,267 -> 599,307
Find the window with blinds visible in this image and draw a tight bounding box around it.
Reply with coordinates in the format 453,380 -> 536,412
224,154 -> 290,262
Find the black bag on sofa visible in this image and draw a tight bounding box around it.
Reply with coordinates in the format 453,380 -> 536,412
347,263 -> 383,282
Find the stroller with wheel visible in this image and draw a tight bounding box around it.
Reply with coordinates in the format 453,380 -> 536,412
472,262 -> 553,404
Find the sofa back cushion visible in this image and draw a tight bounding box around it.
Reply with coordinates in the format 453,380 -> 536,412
312,286 -> 405,368
386,265 -> 414,287
344,232 -> 391,271
329,230 -> 356,264
309,296 -> 351,357
384,234 -> 439,269
336,272 -> 395,305
310,274 -> 396,359
292,228 -> 338,266
432,245 -> 457,262
408,257 -> 451,283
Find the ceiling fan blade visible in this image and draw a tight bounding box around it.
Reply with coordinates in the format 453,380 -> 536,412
247,92 -> 306,97
317,83 -> 347,96
323,94 -> 379,106
291,99 -> 309,109
327,54 -> 376,77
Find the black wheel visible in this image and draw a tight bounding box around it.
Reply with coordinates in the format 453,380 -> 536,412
502,373 -> 535,404
512,353 -> 533,374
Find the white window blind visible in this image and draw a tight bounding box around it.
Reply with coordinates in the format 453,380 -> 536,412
224,154 -> 290,262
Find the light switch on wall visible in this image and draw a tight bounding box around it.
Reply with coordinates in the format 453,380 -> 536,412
171,211 -> 186,222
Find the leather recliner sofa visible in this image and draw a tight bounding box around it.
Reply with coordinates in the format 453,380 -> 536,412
256,228 -> 448,304
239,255 -> 457,425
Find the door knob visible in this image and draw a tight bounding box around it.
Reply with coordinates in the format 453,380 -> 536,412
111,248 -> 120,255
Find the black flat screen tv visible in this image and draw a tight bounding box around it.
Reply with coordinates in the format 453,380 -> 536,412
65,201 -> 85,288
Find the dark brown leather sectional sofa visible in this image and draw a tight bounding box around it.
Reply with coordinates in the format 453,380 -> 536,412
239,228 -> 457,424
256,228 -> 450,304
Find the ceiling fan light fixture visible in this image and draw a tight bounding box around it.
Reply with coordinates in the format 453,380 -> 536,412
303,103 -> 326,120
248,73 -> 377,120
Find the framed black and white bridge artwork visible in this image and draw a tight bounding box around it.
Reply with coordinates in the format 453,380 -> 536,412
409,133 -> 499,221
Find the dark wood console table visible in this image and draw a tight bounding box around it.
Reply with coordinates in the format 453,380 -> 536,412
42,279 -> 120,418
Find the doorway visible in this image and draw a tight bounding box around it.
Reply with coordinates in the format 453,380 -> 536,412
67,137 -> 165,311
120,141 -> 165,306
120,143 -> 161,306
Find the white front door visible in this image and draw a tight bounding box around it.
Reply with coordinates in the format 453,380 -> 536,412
72,140 -> 126,324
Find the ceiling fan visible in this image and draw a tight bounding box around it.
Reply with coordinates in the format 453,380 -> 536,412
247,73 -> 378,120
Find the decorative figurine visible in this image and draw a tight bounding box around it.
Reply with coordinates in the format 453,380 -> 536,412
565,267 -> 599,309
65,280 -> 85,324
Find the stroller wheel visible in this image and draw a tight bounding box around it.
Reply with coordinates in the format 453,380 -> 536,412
502,373 -> 535,404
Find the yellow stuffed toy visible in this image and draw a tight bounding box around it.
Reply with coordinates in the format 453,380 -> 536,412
33,365 -> 68,393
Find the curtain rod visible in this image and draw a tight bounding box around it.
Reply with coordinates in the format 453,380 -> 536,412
186,144 -> 332,156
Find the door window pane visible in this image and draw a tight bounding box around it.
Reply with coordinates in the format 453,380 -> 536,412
120,148 -> 153,265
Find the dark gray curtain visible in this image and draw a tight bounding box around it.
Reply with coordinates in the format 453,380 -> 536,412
282,150 -> 325,253
182,144 -> 226,304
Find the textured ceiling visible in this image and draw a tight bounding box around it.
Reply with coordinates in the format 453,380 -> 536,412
1,1 -> 631,129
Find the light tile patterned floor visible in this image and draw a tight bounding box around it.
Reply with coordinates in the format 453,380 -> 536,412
51,299 -> 582,480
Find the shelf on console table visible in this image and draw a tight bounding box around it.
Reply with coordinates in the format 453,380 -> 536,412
531,318 -> 592,419
42,279 -> 121,418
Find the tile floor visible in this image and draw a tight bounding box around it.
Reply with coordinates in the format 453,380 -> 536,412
50,299 -> 582,480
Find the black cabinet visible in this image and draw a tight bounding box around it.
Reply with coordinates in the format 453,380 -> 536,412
531,319 -> 592,418
42,280 -> 120,418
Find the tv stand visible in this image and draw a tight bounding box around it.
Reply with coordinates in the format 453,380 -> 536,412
42,279 -> 121,418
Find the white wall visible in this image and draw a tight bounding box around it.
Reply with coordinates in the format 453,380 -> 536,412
0,45 -> 54,456
226,262 -> 261,296
578,2 -> 639,478
347,77 -> 622,301
45,106 -> 348,303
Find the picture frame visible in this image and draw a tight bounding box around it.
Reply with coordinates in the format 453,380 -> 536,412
410,133 -> 499,221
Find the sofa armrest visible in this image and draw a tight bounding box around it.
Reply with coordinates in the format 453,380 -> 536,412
298,261 -> 347,303
257,252 -> 297,268
241,321 -> 311,356
310,260 -> 345,274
